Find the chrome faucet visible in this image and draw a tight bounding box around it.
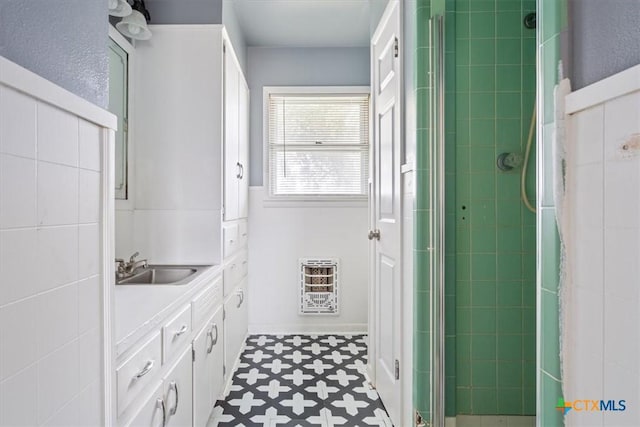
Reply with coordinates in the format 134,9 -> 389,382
115,252 -> 148,280
125,252 -> 148,273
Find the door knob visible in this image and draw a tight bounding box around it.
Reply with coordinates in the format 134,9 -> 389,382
368,229 -> 381,240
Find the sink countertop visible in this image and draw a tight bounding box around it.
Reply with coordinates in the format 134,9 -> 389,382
114,264 -> 222,359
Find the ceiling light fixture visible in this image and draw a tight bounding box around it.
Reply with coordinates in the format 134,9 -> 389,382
108,0 -> 132,17
116,0 -> 152,41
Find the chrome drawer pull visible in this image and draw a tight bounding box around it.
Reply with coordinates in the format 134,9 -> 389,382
168,381 -> 179,416
155,398 -> 166,427
211,323 -> 218,347
175,325 -> 188,337
207,323 -> 219,354
236,290 -> 244,308
135,360 -> 154,379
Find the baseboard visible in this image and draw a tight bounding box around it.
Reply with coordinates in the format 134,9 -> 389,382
247,323 -> 368,335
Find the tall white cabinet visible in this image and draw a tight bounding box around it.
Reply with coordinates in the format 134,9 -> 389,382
223,49 -> 249,222
122,25 -> 249,426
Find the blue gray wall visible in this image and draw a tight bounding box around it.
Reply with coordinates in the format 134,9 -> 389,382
222,0 -> 247,73
246,46 -> 370,186
144,0 -> 221,25
0,0 -> 109,107
141,0 -> 245,71
570,0 -> 640,89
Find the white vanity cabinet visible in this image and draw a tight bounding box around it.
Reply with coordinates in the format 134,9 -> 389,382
119,23 -> 250,426
162,347 -> 193,427
117,272 -> 226,427
123,382 -> 165,427
223,278 -> 248,377
192,308 -> 224,427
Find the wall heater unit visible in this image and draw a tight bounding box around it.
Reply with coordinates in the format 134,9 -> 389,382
299,258 -> 339,315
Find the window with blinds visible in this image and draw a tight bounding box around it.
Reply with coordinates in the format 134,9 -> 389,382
267,92 -> 370,198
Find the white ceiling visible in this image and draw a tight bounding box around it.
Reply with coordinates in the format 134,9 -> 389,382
232,0 -> 389,48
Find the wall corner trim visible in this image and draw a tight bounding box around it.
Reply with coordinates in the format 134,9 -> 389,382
565,64 -> 640,114
0,56 -> 117,130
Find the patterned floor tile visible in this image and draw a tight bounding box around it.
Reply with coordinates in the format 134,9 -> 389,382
208,334 -> 393,427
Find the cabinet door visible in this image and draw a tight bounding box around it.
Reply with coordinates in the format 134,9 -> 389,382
223,280 -> 248,378
124,382 -> 165,427
209,308 -> 225,402
238,78 -> 249,219
192,308 -> 224,426
163,347 -> 193,427
192,321 -> 212,427
223,47 -> 240,221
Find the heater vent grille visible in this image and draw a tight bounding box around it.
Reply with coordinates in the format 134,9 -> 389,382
299,258 -> 339,315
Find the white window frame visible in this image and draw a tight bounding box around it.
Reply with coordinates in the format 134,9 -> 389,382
109,24 -> 135,211
262,86 -> 370,206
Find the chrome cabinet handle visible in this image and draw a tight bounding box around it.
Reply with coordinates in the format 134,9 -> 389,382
168,381 -> 179,416
211,323 -> 218,345
236,162 -> 242,179
239,163 -> 244,179
155,398 -> 166,427
135,360 -> 154,379
207,323 -> 218,354
175,325 -> 188,337
368,229 -> 381,240
236,290 -> 244,308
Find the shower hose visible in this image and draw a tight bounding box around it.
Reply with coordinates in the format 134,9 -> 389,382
522,102 -> 537,213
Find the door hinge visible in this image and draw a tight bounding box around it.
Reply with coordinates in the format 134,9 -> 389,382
192,347 -> 196,362
223,365 -> 226,376
223,44 -> 226,53
123,118 -> 129,133
395,359 -> 400,380
223,309 -> 226,320
394,37 -> 399,58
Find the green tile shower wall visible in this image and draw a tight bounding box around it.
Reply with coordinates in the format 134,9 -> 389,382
538,0 -> 567,425
450,0 -> 537,416
414,0 -> 432,421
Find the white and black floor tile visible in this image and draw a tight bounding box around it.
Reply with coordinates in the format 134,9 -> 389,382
208,334 -> 393,427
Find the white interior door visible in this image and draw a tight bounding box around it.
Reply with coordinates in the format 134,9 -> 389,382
371,2 -> 402,425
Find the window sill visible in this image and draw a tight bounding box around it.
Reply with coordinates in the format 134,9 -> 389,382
263,197 -> 368,208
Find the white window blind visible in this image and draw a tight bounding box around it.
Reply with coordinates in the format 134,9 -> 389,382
268,93 -> 369,197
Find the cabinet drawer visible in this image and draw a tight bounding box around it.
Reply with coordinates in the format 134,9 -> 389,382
162,305 -> 192,364
121,381 -> 164,427
222,224 -> 239,257
239,251 -> 248,279
238,220 -> 248,248
223,259 -> 239,297
191,276 -> 222,331
117,332 -> 162,417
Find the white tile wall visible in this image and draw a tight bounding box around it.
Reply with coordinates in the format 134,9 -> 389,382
78,276 -> 101,334
37,161 -> 79,226
0,364 -> 38,426
37,340 -> 80,424
36,284 -> 79,358
35,225 -> 79,293
566,82 -> 640,426
0,87 -> 37,159
0,81 -> 106,426
0,154 -> 37,227
78,120 -> 102,172
36,103 -> 79,167
0,228 -> 38,304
